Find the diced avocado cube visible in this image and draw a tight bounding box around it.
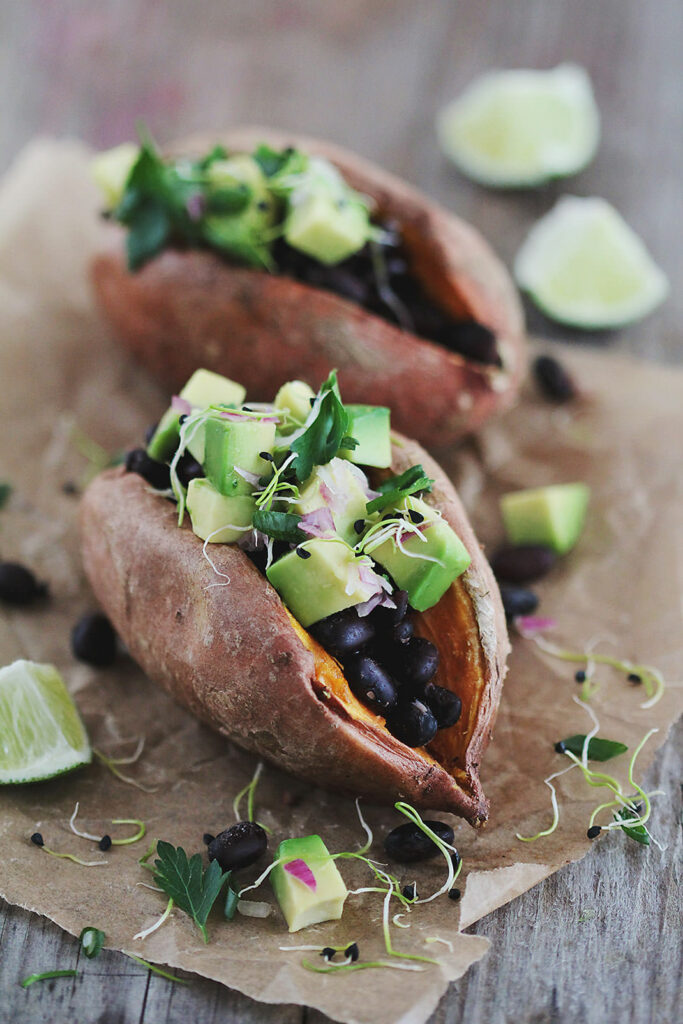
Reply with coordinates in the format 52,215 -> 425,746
266,539 -> 378,627
343,405 -> 391,469
274,380 -> 316,427
90,142 -> 139,208
146,369 -> 246,465
501,483 -> 590,554
204,417 -> 276,497
371,497 -> 471,612
292,458 -> 369,546
285,193 -> 369,265
270,835 -> 348,933
186,479 -> 255,543
204,155 -> 277,268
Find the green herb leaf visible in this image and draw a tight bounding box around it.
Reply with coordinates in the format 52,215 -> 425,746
614,806 -> 650,845
126,200 -> 171,271
153,841 -> 229,943
559,735 -> 628,762
339,435 -> 359,451
21,969 -> 78,988
290,371 -> 351,482
197,144 -> 228,170
79,927 -> 105,959
366,465 -> 434,515
206,185 -> 251,216
252,510 -> 305,544
224,880 -> 240,921
251,143 -> 292,178
0,482 -> 11,509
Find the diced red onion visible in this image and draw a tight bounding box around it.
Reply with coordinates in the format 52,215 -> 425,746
171,395 -> 193,415
185,193 -> 205,222
515,616 -> 557,638
284,858 -> 317,891
299,508 -> 336,538
356,592 -> 396,617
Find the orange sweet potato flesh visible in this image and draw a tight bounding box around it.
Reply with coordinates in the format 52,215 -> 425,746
90,127 -> 526,448
80,434 -> 508,825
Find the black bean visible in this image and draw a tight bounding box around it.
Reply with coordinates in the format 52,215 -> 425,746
490,545 -> 557,584
0,562 -> 48,606
207,821 -> 268,872
440,321 -> 501,366
125,448 -> 171,490
176,453 -> 204,487
384,819 -> 454,863
424,683 -> 462,729
71,612 -> 117,667
393,637 -> 439,690
499,585 -> 539,619
311,609 -> 375,658
345,656 -> 398,712
371,590 -> 409,630
391,619 -> 414,645
533,355 -> 576,402
387,698 -> 438,747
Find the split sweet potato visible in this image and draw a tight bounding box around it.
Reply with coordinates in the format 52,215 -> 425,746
80,433 -> 508,825
91,127 -> 526,448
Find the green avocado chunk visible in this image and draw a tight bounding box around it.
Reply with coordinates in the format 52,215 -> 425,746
284,193 -> 370,265
501,483 -> 590,554
203,155 -> 277,267
342,404 -> 391,469
274,379 -> 316,429
186,479 -> 255,543
146,368 -> 246,463
204,417 -> 276,497
370,496 -> 471,612
292,458 -> 369,545
270,835 -> 348,933
266,539 -> 380,627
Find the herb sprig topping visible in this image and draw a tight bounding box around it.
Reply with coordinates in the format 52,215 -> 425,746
290,371 -> 357,482
365,465 -> 433,515
152,841 -> 230,943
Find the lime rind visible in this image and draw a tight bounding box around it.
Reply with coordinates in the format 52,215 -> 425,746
0,660 -> 92,784
437,64 -> 600,188
514,196 -> 669,329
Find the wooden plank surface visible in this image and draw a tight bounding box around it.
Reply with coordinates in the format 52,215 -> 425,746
0,2 -> 681,1023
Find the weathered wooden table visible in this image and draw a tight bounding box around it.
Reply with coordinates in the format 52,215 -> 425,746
1,3 -> 681,1022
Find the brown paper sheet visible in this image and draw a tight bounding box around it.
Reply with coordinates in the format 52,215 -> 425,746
0,140 -> 681,1024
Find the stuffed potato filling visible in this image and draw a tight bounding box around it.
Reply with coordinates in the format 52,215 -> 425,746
126,369 -> 473,751
93,137 -> 501,367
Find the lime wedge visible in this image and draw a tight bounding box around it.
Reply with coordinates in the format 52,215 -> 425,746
0,660 -> 91,784
437,64 -> 600,188
514,196 -> 669,329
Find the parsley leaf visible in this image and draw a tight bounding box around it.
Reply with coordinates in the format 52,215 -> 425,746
153,841 -> 229,942
366,464 -> 434,515
559,735 -> 628,762
253,509 -> 305,544
289,371 -> 354,482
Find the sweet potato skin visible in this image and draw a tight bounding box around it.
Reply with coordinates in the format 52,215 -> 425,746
91,127 -> 526,448
80,436 -> 508,824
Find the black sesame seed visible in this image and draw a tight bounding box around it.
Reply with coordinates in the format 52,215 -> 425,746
98,834 -> 112,851
243,407 -> 254,412
402,883 -> 416,901
30,832 -> 44,847
408,510 -> 424,524
627,673 -> 642,684
575,670 -> 587,683
344,942 -> 359,962
353,518 -> 365,535
448,887 -> 462,901
259,451 -> 274,462
257,200 -> 269,211
203,833 -> 215,846
179,414 -> 187,425
321,946 -> 336,961
555,741 -> 567,754
587,825 -> 602,840
296,547 -> 311,559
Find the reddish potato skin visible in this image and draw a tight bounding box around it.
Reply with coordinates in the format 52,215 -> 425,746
80,436 -> 508,825
91,128 -> 525,448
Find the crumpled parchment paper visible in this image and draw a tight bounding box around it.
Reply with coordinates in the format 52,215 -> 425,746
0,140 -> 681,1024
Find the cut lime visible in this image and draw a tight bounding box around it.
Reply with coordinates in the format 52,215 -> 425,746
0,660 -> 91,784
514,196 -> 669,329
437,64 -> 600,188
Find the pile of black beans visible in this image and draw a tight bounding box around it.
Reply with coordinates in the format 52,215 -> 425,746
271,233 -> 501,367
310,590 -> 462,748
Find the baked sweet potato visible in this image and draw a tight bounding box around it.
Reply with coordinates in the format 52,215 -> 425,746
91,127 -> 525,448
80,433 -> 508,825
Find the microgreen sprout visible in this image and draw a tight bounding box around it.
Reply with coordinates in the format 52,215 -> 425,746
357,516 -> 444,568
526,634 -> 665,708
354,798 -> 373,855
134,896 -> 174,941
393,801 -> 462,903
425,936 -> 454,952
69,802 -> 146,846
30,834 -> 107,867
169,409 -> 214,521
127,954 -> 188,984
138,838 -> 158,871
93,740 -> 157,793
254,452 -> 299,511
231,760 -> 271,833
21,969 -> 78,988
